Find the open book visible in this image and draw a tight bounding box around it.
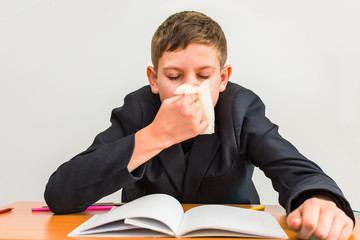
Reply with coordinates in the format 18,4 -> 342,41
68,193 -> 288,238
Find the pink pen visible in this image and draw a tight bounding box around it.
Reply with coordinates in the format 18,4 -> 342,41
32,205 -> 114,212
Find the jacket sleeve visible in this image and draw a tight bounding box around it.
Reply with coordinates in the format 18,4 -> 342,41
44,93 -> 146,214
235,90 -> 354,222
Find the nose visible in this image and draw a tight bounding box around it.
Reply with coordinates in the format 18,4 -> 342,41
183,74 -> 201,87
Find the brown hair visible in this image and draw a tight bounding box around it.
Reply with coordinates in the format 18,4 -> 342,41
151,11 -> 227,71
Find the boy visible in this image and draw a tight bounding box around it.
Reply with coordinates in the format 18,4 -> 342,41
45,11 -> 354,239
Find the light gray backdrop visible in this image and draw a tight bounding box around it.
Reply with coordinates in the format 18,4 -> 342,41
1,0 -> 359,210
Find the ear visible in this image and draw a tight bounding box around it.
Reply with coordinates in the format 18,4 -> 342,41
219,65 -> 232,92
147,66 -> 159,94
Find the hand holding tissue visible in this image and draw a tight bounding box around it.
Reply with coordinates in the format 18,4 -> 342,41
174,80 -> 214,135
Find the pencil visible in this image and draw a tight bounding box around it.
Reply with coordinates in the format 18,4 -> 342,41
0,208 -> 13,214
248,206 -> 265,211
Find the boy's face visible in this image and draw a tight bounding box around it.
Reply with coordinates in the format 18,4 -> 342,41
147,43 -> 232,106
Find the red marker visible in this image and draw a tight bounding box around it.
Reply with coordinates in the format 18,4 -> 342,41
0,208 -> 13,214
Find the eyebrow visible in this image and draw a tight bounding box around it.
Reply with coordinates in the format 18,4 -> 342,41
162,65 -> 216,71
162,66 -> 181,71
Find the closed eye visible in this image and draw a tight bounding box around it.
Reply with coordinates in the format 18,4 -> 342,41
198,75 -> 210,79
168,75 -> 181,80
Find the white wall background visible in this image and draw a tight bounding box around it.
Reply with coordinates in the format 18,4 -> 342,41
1,0 -> 359,210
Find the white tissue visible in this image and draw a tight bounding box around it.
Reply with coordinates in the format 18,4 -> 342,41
173,80 -> 214,134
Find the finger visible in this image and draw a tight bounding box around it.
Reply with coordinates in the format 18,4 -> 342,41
337,221 -> 354,240
287,209 -> 302,231
194,106 -> 205,125
312,207 -> 334,239
193,107 -> 208,133
297,202 -> 320,239
194,104 -> 203,119
198,120 -> 209,133
182,94 -> 199,106
165,95 -> 184,104
326,214 -> 353,240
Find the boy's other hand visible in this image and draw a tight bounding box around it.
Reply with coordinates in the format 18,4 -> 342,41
287,196 -> 353,239
150,94 -> 208,148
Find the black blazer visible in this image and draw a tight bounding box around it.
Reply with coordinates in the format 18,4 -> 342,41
44,82 -> 354,221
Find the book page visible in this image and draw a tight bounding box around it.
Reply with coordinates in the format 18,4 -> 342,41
68,214 -> 140,236
69,194 -> 184,237
125,217 -> 174,236
177,205 -> 287,239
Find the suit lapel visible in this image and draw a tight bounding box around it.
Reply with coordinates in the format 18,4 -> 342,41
158,143 -> 186,196
182,134 -> 220,202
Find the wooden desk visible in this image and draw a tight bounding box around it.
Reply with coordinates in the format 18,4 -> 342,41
0,202 -> 359,239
